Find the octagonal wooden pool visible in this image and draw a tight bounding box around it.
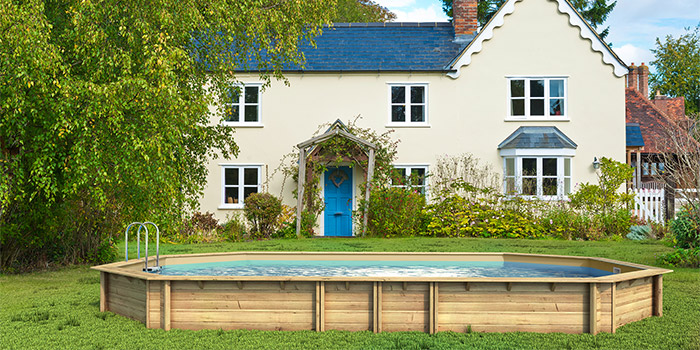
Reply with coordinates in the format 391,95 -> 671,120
92,252 -> 671,334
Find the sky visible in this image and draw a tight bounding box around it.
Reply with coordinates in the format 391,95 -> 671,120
374,0 -> 700,69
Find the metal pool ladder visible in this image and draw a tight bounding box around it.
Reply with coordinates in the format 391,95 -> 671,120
125,222 -> 161,272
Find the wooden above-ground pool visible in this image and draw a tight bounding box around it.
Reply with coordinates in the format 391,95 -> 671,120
92,252 -> 671,334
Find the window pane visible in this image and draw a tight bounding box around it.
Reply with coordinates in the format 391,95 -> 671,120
228,87 -> 240,103
225,168 -> 239,185
550,98 -> 564,116
244,105 -> 258,122
225,186 -> 239,204
410,105 -> 424,122
244,168 -> 258,185
543,178 -> 558,196
506,178 -> 516,194
522,178 -> 536,195
550,79 -> 564,97
510,80 -> 525,97
225,105 -> 240,122
391,168 -> 406,185
531,99 -> 544,116
530,80 -> 544,97
565,178 -> 571,195
543,158 -> 557,176
522,158 -> 537,176
245,86 -> 259,103
564,158 -> 571,176
410,168 -> 426,186
391,86 -> 405,103
243,187 -> 258,199
511,99 -> 525,116
410,86 -> 425,103
392,105 -> 405,122
505,158 -> 515,176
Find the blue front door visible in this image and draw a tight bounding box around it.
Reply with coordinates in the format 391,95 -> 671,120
324,166 -> 353,236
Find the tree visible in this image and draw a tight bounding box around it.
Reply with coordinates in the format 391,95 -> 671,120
334,0 -> 396,23
0,0 -> 335,270
440,0 -> 616,41
650,26 -> 700,115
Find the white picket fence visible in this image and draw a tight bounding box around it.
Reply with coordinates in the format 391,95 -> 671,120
632,187 -> 665,225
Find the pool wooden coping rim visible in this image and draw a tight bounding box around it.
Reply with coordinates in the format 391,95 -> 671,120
91,251 -> 672,283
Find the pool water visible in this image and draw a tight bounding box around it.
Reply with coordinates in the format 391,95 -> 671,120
155,260 -> 612,278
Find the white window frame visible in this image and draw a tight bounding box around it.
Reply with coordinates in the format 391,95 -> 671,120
502,156 -> 572,200
506,76 -> 568,121
386,83 -> 429,127
223,83 -> 263,127
219,164 -> 262,209
391,164 -> 429,195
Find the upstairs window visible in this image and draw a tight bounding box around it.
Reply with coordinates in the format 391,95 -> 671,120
221,165 -> 261,208
508,78 -> 566,119
224,84 -> 261,125
388,84 -> 428,125
391,165 -> 428,195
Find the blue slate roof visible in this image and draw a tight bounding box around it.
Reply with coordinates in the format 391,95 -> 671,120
626,123 -> 645,147
498,127 -> 577,149
240,23 -> 466,72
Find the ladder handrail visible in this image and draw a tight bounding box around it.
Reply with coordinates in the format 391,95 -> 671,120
124,221 -> 160,271
142,222 -> 160,268
125,222 -> 145,261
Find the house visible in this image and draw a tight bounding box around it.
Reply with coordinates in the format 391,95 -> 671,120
625,63 -> 695,218
199,0 -> 629,236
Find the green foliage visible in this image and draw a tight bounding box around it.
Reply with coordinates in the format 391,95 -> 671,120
219,214 -> 247,242
627,225 -> 653,241
429,153 -> 500,201
440,0 -> 616,41
244,193 -> 283,238
650,26 -> 700,114
423,196 -> 544,239
670,204 -> 700,249
658,247 -> 700,268
0,0 -> 335,270
569,157 -> 634,214
334,0 -> 396,22
359,187 -> 426,238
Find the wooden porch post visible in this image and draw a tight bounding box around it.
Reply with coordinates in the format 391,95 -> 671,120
296,147 -> 307,238
363,148 -> 375,237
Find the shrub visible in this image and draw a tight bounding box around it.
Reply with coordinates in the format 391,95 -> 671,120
359,187 -> 426,237
423,196 -> 544,239
658,247 -> 700,268
220,214 -> 247,242
627,225 -> 653,240
180,212 -> 221,240
670,204 -> 700,248
244,193 -> 283,238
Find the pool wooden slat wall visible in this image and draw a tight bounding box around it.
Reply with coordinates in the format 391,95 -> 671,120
106,274 -> 146,323
94,252 -> 670,334
167,281 -> 316,331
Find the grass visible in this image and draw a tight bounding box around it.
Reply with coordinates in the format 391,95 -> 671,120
1,237 -> 698,349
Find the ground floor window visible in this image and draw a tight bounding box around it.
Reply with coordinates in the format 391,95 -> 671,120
503,157 -> 571,199
221,165 -> 261,208
391,165 -> 428,195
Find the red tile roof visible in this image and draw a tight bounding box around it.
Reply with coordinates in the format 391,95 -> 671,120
625,88 -> 691,154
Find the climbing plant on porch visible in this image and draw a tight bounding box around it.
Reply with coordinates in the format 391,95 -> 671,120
287,118 -> 398,237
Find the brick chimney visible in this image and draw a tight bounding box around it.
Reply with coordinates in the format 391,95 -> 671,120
626,62 -> 649,99
454,0 -> 478,42
652,90 -> 687,123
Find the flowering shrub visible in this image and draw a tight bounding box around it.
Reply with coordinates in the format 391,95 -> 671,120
422,196 -> 544,239
658,247 -> 700,268
670,204 -> 700,249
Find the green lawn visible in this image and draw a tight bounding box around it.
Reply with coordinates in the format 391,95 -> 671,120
1,237 -> 698,349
